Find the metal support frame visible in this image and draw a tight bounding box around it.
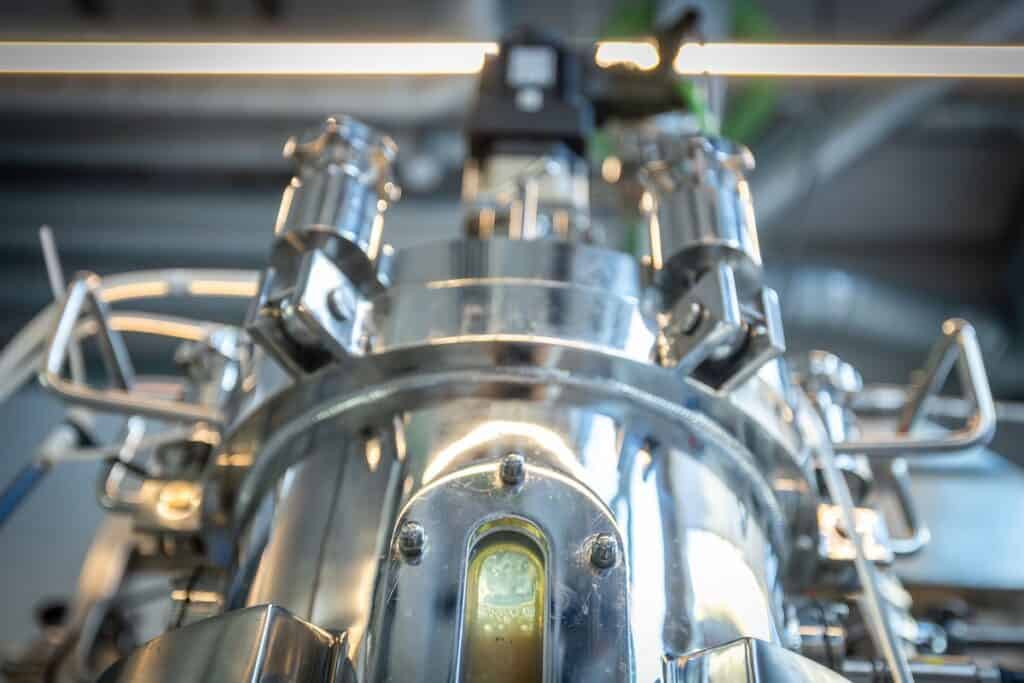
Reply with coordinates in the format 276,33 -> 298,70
41,273 -> 227,425
833,319 -> 995,456
818,434 -> 915,683
885,458 -> 931,557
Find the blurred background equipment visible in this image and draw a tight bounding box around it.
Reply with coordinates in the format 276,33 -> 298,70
0,0 -> 1022,388
0,1 -> 1023,682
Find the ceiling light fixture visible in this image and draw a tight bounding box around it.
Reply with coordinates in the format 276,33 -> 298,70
0,41 -> 1020,78
674,42 -> 1024,78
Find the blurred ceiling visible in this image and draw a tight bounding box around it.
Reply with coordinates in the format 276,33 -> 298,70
0,0 -> 1022,393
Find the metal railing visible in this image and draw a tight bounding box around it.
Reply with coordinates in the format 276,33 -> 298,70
40,272 -> 233,425
833,319 -> 995,456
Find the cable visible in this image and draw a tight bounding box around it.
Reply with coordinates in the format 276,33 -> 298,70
0,421 -> 83,531
818,439 -> 915,682
0,461 -> 52,530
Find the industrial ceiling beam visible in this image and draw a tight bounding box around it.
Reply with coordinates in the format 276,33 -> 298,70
752,0 -> 1024,228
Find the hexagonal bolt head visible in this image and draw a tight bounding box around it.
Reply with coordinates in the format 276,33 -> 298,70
498,452 -> 526,487
589,533 -> 619,570
397,520 -> 426,559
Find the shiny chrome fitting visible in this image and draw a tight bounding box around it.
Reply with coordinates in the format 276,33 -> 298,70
658,263 -> 743,374
247,245 -> 379,375
277,115 -> 399,253
640,134 -> 762,296
247,113 -> 398,376
462,149 -> 592,242
657,263 -> 784,390
817,503 -> 894,567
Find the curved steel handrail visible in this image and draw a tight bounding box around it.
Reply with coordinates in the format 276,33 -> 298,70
833,319 -> 995,456
40,273 -> 237,425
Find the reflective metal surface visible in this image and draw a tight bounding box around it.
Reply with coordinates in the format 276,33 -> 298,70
367,459 -> 630,681
220,258 -> 822,679
640,135 -> 761,295
97,605 -> 340,683
11,66 -> 1014,682
373,238 -> 656,358
666,636 -> 849,682
236,389 -> 802,679
462,151 -> 592,241
275,115 -> 399,255
631,128 -> 784,393
798,354 -> 915,683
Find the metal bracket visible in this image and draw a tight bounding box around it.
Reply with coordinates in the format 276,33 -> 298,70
248,250 -> 371,374
97,419 -> 215,538
40,273 -> 226,425
833,319 -> 995,456
658,262 -> 743,375
658,264 -> 785,391
717,287 -> 786,393
247,231 -> 382,376
817,502 -> 894,566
